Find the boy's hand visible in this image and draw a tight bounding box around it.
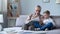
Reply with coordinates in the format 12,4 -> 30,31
39,20 -> 43,25
39,16 -> 44,25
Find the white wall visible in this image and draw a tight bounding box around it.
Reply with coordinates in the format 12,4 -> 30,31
20,0 -> 60,16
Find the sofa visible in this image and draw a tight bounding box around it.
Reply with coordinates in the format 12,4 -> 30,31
3,15 -> 60,34
16,15 -> 60,29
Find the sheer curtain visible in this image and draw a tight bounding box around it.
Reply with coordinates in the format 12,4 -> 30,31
0,0 -> 7,30
0,0 -> 2,11
0,0 -> 7,12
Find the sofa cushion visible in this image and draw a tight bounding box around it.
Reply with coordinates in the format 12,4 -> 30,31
16,15 -> 28,26
52,16 -> 60,28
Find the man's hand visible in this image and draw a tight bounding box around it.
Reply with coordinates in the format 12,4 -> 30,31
27,14 -> 33,20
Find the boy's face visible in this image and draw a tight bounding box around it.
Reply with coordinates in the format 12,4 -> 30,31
43,13 -> 50,19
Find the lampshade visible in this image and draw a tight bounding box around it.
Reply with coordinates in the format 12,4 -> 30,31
0,14 -> 3,23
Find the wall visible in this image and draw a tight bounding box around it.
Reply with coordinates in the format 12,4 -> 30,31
20,0 -> 60,16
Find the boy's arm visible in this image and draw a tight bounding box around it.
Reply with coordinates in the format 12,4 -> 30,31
50,18 -> 56,26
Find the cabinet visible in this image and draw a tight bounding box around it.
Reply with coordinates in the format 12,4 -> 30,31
7,17 -> 17,27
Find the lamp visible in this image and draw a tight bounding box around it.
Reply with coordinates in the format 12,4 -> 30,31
0,14 -> 3,23
0,14 -> 3,31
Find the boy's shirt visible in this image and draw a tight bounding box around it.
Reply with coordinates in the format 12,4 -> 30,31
43,18 -> 55,26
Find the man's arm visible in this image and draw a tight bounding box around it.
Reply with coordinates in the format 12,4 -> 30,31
25,14 -> 33,24
27,14 -> 33,20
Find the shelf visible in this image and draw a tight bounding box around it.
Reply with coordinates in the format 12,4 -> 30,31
7,17 -> 17,19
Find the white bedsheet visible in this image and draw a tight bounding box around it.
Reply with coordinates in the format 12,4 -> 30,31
2,27 -> 60,34
3,27 -> 47,34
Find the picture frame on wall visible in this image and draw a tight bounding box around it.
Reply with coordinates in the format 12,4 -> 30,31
43,0 -> 50,3
56,0 -> 60,3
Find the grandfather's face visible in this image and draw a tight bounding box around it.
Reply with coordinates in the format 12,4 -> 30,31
35,7 -> 41,14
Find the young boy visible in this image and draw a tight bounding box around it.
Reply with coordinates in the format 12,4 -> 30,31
42,10 -> 55,30
34,10 -> 55,30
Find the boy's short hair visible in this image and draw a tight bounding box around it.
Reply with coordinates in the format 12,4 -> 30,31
43,10 -> 50,15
